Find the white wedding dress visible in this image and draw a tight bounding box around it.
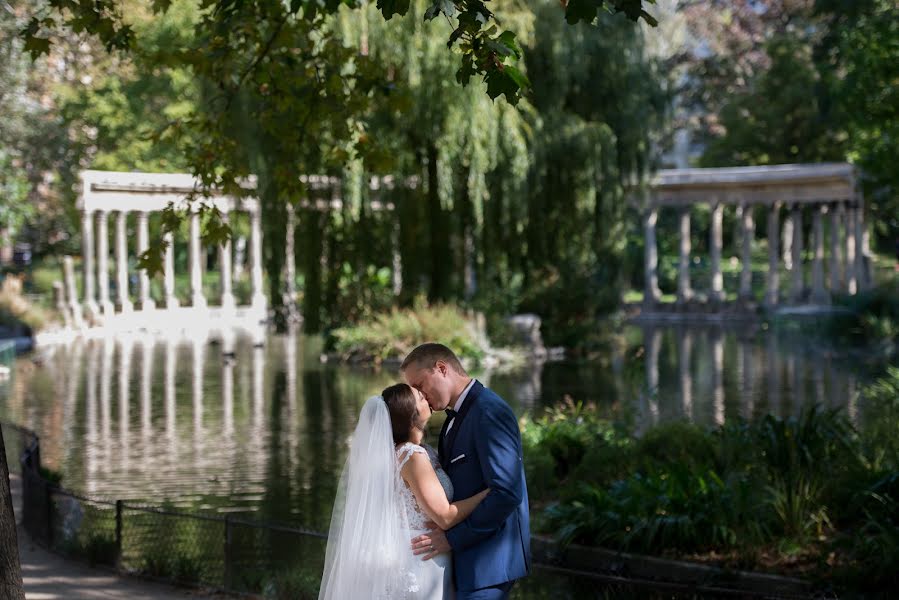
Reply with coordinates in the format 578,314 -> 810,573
396,442 -> 454,599
319,397 -> 453,600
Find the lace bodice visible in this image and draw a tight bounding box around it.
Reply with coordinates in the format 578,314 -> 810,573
396,442 -> 454,531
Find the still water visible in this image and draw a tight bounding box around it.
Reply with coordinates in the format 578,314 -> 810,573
0,324 -> 873,596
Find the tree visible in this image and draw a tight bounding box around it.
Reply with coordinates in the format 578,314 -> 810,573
0,429 -> 26,600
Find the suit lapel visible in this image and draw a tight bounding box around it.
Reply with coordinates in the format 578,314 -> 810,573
443,380 -> 483,460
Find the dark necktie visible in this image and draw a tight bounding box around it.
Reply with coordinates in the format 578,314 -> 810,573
445,408 -> 457,420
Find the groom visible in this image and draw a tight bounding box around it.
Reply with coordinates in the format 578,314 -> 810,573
403,343 -> 530,599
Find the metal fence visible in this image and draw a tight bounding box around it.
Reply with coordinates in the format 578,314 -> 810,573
3,421 -> 327,599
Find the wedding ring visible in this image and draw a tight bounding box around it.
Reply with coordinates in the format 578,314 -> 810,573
429,545 -> 435,552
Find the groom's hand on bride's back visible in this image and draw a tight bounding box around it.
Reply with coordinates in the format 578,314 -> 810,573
411,523 -> 451,560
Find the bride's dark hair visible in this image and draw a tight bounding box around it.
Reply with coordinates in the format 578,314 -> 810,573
381,383 -> 418,445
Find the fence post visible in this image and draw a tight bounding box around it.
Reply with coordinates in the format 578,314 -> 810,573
115,500 -> 123,570
223,516 -> 232,591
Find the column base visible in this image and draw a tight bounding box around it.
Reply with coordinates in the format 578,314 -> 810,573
220,295 -> 237,314
139,299 -> 157,311
251,293 -> 268,316
117,300 -> 134,313
165,296 -> 180,309
101,300 -> 116,317
191,294 -> 208,310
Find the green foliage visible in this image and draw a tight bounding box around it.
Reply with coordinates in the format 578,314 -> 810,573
331,299 -> 486,364
526,396 -> 899,585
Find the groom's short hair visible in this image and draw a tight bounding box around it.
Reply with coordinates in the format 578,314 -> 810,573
401,343 -> 467,375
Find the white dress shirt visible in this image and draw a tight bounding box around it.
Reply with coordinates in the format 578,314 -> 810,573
445,378 -> 476,435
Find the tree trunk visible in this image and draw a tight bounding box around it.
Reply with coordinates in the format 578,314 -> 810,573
0,428 -> 26,600
426,142 -> 450,302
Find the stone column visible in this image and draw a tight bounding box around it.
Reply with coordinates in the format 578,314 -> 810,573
790,205 -> 804,303
189,210 -> 207,309
63,255 -> 84,328
811,205 -> 829,304
829,202 -> 843,291
782,210 -> 794,271
765,203 -> 781,307
845,205 -> 857,295
284,205 -> 299,322
854,204 -> 866,291
219,212 -> 236,313
163,231 -> 179,308
643,206 -> 661,306
739,203 -> 754,301
250,207 -> 267,313
136,212 -> 155,310
81,210 -> 99,321
677,208 -> 692,303
709,202 -> 724,303
115,211 -> 133,313
96,211 -> 114,316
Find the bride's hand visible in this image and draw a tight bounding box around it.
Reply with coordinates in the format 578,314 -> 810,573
411,527 -> 450,560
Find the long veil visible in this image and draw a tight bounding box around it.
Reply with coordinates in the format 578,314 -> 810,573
319,395 -> 420,599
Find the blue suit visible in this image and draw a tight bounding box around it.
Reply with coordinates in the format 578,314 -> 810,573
439,381 -> 531,597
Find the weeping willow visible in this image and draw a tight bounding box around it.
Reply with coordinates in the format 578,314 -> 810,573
293,1 -> 667,346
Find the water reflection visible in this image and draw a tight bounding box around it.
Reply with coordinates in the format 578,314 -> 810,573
1,325 -> 871,526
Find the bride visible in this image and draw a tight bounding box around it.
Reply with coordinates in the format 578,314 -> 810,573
319,383 -> 489,599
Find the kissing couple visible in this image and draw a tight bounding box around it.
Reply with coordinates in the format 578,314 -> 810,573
319,343 -> 531,599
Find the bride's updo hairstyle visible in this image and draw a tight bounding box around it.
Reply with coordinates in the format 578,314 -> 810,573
381,383 -> 418,445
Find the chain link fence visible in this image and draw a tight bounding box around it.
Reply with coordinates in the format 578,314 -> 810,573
3,421 -> 326,599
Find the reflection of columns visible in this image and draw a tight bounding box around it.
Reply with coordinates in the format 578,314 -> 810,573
164,340 -> 177,456
765,334 -> 780,415
845,206 -> 857,295
793,353 -> 805,416
739,204 -> 754,301
164,232 -> 179,308
100,338 -> 113,465
222,356 -> 234,437
790,205 -> 804,303
740,340 -> 754,418
115,211 -> 133,312
250,208 -> 267,313
643,206 -> 661,305
811,205 -> 828,304
192,338 -> 205,455
118,338 -> 132,471
189,211 -> 207,309
81,211 -> 99,320
85,341 -> 99,495
136,212 -> 155,310
765,204 -> 781,307
219,213 -> 235,313
677,208 -> 692,302
829,204 -> 843,291
712,330 -> 725,426
96,211 -> 114,316
677,328 -> 693,420
140,337 -> 153,442
252,345 -> 265,429
645,328 -> 661,424
710,203 -> 724,302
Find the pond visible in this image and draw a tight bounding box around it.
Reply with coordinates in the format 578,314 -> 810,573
0,323 -> 877,597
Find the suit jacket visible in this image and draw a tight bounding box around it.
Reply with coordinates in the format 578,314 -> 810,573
439,381 -> 531,591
